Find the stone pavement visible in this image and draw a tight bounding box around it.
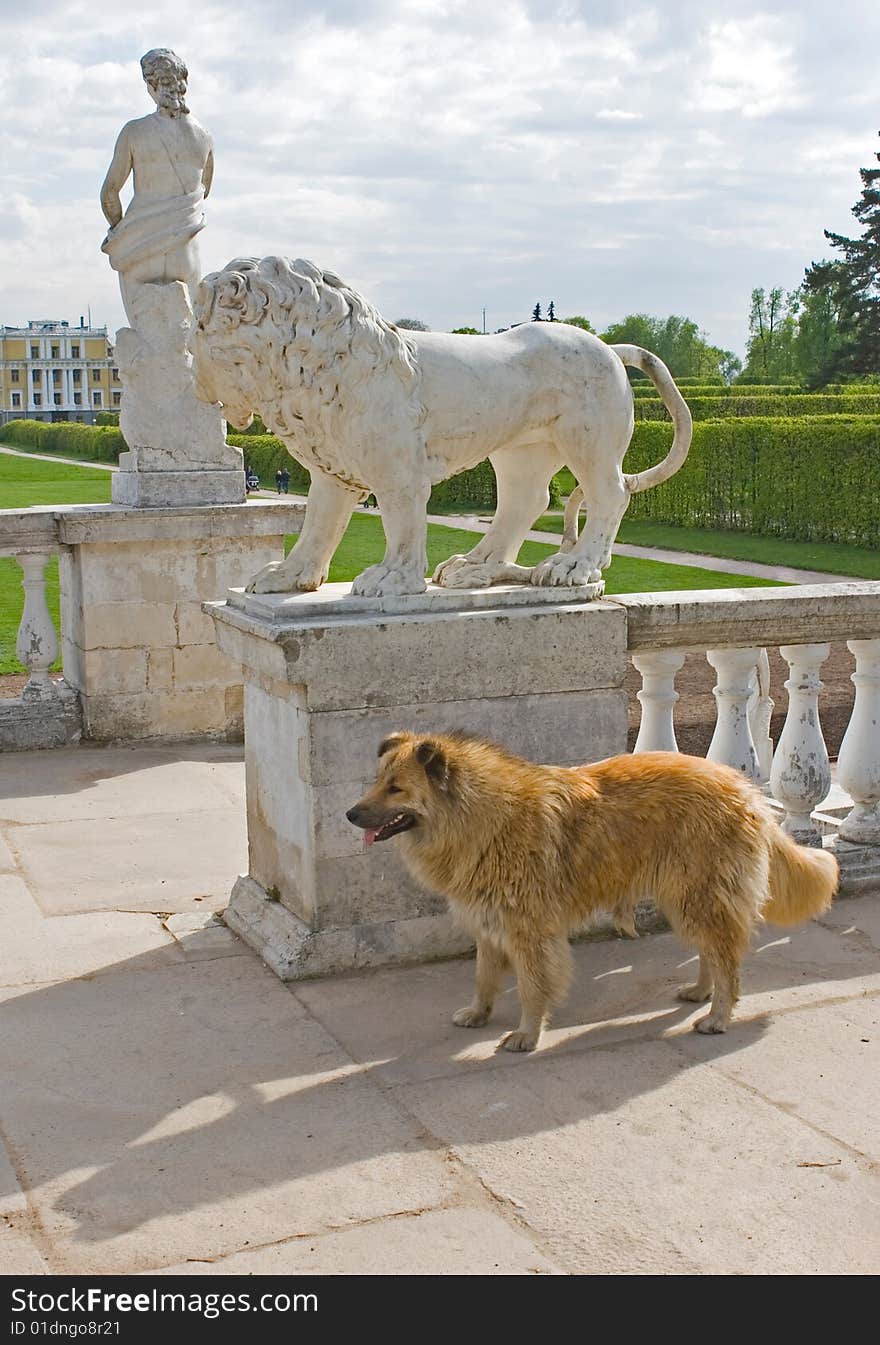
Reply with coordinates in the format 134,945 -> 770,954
0,744 -> 878,1275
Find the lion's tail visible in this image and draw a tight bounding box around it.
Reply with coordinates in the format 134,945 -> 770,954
611,344 -> 693,494
763,827 -> 838,926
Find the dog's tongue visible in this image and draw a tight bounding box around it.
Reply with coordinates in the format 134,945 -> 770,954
364,828 -> 380,848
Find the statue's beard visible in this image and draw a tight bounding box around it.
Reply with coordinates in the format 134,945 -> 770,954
154,87 -> 189,116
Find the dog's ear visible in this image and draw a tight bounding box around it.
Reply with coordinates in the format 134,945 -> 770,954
378,732 -> 406,759
415,738 -> 449,789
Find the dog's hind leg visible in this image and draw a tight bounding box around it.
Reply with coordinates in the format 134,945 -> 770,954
693,952 -> 742,1034
502,935 -> 573,1053
453,939 -> 509,1028
676,954 -> 714,1003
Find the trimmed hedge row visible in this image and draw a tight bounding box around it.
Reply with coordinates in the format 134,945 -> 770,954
636,394 -> 880,421
632,383 -> 875,399
229,433 -> 561,509
623,415 -> 880,546
0,418 -> 125,461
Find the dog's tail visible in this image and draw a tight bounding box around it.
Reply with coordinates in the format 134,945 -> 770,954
611,344 -> 693,494
764,827 -> 838,926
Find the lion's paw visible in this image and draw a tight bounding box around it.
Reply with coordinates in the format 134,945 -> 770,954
352,563 -> 427,598
530,554 -> 602,587
246,560 -> 324,594
433,555 -> 495,589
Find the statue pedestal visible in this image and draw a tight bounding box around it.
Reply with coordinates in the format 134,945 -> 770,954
205,582 -> 627,979
57,500 -> 303,741
111,280 -> 246,509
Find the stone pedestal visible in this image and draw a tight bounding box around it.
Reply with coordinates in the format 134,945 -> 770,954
206,582 -> 628,979
57,500 -> 303,741
110,280 -> 246,509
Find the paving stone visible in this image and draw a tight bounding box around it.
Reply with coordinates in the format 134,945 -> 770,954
0,875 -> 179,987
0,958 -> 458,1274
152,1207 -> 563,1275
396,1036 -> 879,1275
0,1221 -> 49,1274
0,745 -> 245,825
11,810 -> 245,915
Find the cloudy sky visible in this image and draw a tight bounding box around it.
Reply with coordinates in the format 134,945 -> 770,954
1,0 -> 877,354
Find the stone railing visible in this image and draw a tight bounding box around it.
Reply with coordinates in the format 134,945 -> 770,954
0,509 -> 82,749
618,584 -> 880,892
0,500 -> 304,749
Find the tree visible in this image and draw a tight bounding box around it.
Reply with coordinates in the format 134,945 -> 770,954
451,326 -> 482,335
600,313 -> 730,380
795,270 -> 847,387
395,317 -> 429,331
740,288 -> 799,382
562,315 -> 594,332
804,133 -> 880,379
547,301 -> 556,321
532,303 -> 542,321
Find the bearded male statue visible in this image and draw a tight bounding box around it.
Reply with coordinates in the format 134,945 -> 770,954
101,48 -> 214,322
99,49 -> 242,504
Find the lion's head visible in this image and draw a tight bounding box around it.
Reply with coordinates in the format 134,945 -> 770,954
190,257 -> 424,475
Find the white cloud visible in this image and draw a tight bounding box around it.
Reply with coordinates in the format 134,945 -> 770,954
692,15 -> 804,119
0,0 -> 877,353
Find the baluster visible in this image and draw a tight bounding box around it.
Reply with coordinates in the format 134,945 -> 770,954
837,639 -> 880,844
706,647 -> 762,781
16,550 -> 59,700
769,643 -> 831,846
748,648 -> 774,786
632,650 -> 685,753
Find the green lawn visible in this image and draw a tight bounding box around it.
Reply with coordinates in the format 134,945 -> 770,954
535,512 -> 878,579
0,452 -> 779,675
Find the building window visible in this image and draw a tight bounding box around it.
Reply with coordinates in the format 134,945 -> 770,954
92,369 -> 101,383
30,345 -> 39,359
72,369 -> 81,384
11,368 -> 19,383
32,369 -> 41,383
112,367 -> 120,381
93,391 -> 102,406
71,344 -> 79,358
53,369 -> 62,384
54,394 -> 62,405
112,391 -> 121,406
34,394 -> 42,406
51,344 -> 59,358
11,393 -> 21,408
73,393 -> 82,405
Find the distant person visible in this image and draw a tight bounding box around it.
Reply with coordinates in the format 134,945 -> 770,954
275,468 -> 283,494
280,467 -> 290,494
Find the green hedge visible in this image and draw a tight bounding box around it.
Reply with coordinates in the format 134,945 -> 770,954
95,411 -> 120,426
0,419 -> 125,461
636,394 -> 880,421
632,382 -> 875,399
230,433 -> 561,509
623,415 -> 880,546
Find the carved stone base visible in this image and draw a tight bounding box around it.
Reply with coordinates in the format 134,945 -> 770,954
225,875 -> 472,980
0,681 -> 82,752
112,467 -> 246,508
828,836 -> 880,896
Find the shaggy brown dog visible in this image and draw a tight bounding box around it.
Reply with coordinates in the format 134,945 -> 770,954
346,732 -> 838,1052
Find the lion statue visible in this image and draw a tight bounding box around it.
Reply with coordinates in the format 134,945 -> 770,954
190,256 -> 692,597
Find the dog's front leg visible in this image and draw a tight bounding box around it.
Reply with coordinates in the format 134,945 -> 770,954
452,938 -> 509,1028
502,935 -> 573,1053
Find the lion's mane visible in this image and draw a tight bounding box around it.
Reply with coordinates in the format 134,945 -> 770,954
194,256 -> 425,489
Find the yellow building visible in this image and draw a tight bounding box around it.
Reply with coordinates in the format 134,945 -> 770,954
0,319 -> 120,426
